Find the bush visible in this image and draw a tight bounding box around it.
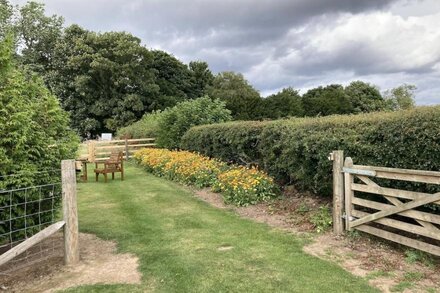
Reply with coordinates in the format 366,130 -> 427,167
133,148 -> 278,206
0,36 -> 79,238
116,111 -> 162,139
156,96 -> 232,149
181,106 -> 440,196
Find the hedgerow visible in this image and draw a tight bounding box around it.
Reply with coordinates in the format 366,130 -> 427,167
0,36 -> 79,240
181,106 -> 440,196
133,148 -> 278,206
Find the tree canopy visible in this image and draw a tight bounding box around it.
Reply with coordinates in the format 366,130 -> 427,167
261,87 -> 303,119
302,84 -> 352,116
6,1 -> 216,137
1,0 -> 422,138
47,25 -> 160,137
344,81 -> 386,113
207,71 -> 262,120
156,96 -> 232,149
384,84 -> 416,110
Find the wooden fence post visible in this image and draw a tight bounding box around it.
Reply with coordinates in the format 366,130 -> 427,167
125,138 -> 129,161
88,141 -> 96,162
61,160 -> 79,265
330,150 -> 344,235
344,157 -> 354,231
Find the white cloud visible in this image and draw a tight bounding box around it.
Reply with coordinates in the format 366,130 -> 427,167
246,9 -> 440,104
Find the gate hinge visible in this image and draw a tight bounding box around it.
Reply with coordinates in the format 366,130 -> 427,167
342,214 -> 357,221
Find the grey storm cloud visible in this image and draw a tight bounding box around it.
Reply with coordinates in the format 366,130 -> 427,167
11,0 -> 440,105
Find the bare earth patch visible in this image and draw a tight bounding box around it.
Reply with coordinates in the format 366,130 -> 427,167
0,233 -> 141,292
193,187 -> 440,293
193,187 -> 315,234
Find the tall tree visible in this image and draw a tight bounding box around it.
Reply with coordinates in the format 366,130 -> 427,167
0,0 -> 13,40
188,60 -> 214,98
16,1 -> 63,76
302,84 -> 352,116
48,25 -> 159,137
344,81 -> 386,113
384,84 -> 416,110
261,87 -> 303,119
150,50 -> 193,105
207,71 -> 262,120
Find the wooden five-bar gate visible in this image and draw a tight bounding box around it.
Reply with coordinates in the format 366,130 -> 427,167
330,150 -> 440,256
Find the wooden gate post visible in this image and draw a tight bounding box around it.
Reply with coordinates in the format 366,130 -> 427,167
343,157 -> 354,231
61,160 -> 80,265
329,150 -> 344,235
88,141 -> 96,162
125,138 -> 129,161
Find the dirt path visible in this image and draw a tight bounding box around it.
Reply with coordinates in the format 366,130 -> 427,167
0,233 -> 141,293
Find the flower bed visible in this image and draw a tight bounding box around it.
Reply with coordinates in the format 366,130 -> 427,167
133,148 -> 277,206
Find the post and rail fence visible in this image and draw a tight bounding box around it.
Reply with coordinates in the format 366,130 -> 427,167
0,160 -> 79,272
330,150 -> 440,256
86,138 -> 155,163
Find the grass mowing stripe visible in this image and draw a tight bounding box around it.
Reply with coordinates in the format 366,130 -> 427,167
65,163 -> 378,293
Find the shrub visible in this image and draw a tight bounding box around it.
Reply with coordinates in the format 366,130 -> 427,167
181,106 -> 440,196
156,96 -> 232,149
133,148 -> 278,206
0,36 -> 79,238
116,111 -> 162,139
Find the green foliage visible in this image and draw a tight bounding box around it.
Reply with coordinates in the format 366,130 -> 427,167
188,60 -> 214,98
150,50 -> 194,102
344,81 -> 386,113
156,96 -> 232,149
404,249 -> 434,267
6,1 -> 215,138
182,106 -> 440,196
302,82 -> 389,117
384,84 -> 416,110
0,35 -> 78,236
310,205 -> 332,233
47,25 -> 159,137
181,120 -> 271,166
116,111 -> 162,139
302,84 -> 352,116
207,71 -> 262,120
0,0 -> 13,40
17,1 -> 64,76
261,87 -> 303,119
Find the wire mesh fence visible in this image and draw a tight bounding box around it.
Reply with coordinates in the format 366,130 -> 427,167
0,170 -> 63,274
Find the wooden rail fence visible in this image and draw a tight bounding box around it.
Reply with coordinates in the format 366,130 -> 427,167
87,138 -> 155,162
330,150 -> 440,256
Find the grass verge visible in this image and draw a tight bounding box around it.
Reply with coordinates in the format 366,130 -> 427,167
65,163 -> 377,292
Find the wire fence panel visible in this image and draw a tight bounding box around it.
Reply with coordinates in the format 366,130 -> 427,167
0,171 -> 63,274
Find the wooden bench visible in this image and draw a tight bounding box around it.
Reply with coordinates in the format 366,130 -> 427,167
94,151 -> 124,183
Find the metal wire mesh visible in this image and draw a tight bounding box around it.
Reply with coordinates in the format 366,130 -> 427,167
0,170 -> 63,274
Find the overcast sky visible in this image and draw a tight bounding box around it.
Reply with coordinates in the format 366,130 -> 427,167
12,0 -> 440,104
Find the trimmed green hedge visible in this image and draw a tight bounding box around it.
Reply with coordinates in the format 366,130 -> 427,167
181,106 -> 440,196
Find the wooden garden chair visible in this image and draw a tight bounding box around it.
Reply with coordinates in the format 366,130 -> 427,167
94,151 -> 124,183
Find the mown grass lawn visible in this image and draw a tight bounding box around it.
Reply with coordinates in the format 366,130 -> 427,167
65,163 -> 377,293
